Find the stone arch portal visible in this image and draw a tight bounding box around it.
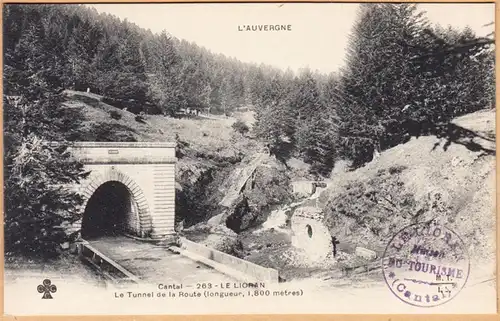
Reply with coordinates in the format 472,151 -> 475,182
80,168 -> 151,238
68,142 -> 177,239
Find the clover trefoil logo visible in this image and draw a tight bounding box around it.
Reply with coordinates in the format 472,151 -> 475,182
37,279 -> 57,299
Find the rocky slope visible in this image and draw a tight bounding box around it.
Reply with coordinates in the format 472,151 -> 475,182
214,109 -> 496,282
319,109 -> 495,265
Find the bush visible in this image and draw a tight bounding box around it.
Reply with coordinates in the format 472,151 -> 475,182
71,123 -> 137,142
109,110 -> 122,120
102,96 -> 143,114
135,113 -> 146,123
102,96 -> 121,108
232,120 -> 249,135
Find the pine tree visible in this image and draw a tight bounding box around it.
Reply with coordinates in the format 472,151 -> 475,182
336,3 -> 493,167
295,115 -> 336,176
3,9 -> 88,258
405,25 -> 495,130
146,32 -> 185,115
289,69 -> 323,122
4,128 -> 88,258
254,72 -> 296,161
290,69 -> 337,174
336,4 -> 429,165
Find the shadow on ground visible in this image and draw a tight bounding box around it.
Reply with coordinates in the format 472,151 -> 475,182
430,122 -> 495,156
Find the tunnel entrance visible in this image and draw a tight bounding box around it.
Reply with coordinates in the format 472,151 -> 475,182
81,181 -> 140,239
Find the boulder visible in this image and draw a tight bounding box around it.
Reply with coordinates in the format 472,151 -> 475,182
199,225 -> 238,253
223,157 -> 292,233
184,223 -> 238,254
207,213 -> 224,226
209,224 -> 237,237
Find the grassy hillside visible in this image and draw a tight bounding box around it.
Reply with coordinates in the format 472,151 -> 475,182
64,90 -> 257,150
62,90 -> 265,225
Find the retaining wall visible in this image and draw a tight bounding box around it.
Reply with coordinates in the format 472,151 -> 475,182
178,237 -> 279,283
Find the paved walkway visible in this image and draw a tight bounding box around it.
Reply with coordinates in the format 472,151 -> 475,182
88,236 -> 232,284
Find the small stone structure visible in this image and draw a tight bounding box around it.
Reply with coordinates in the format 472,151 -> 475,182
355,246 -> 377,260
291,181 -> 329,198
291,181 -> 316,196
291,206 -> 333,263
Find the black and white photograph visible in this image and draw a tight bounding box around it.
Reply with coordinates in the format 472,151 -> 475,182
2,2 -> 496,315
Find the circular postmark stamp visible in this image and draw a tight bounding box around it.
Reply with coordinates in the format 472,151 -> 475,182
382,221 -> 470,307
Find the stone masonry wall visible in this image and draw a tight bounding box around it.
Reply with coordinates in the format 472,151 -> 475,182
70,142 -> 177,239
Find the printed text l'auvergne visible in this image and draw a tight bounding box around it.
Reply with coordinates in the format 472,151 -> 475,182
238,24 -> 292,32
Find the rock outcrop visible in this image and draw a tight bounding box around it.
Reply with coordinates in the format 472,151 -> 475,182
219,154 -> 292,233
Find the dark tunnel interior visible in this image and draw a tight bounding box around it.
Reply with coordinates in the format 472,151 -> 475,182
81,181 -> 135,239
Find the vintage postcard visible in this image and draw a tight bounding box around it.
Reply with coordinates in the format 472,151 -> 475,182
2,1 -> 497,316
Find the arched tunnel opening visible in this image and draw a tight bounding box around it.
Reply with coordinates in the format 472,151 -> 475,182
81,181 -> 139,239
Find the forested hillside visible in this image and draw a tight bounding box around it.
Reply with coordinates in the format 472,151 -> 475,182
2,3 -> 495,258
4,4 -> 494,174
4,4 -> 290,115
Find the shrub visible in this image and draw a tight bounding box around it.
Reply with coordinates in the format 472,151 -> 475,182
102,96 -> 143,114
72,93 -> 101,108
135,113 -> 146,123
102,96 -> 121,108
109,110 -> 122,120
72,123 -> 137,142
232,120 -> 249,135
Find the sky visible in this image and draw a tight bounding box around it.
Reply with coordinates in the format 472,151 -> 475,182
88,3 -> 495,74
